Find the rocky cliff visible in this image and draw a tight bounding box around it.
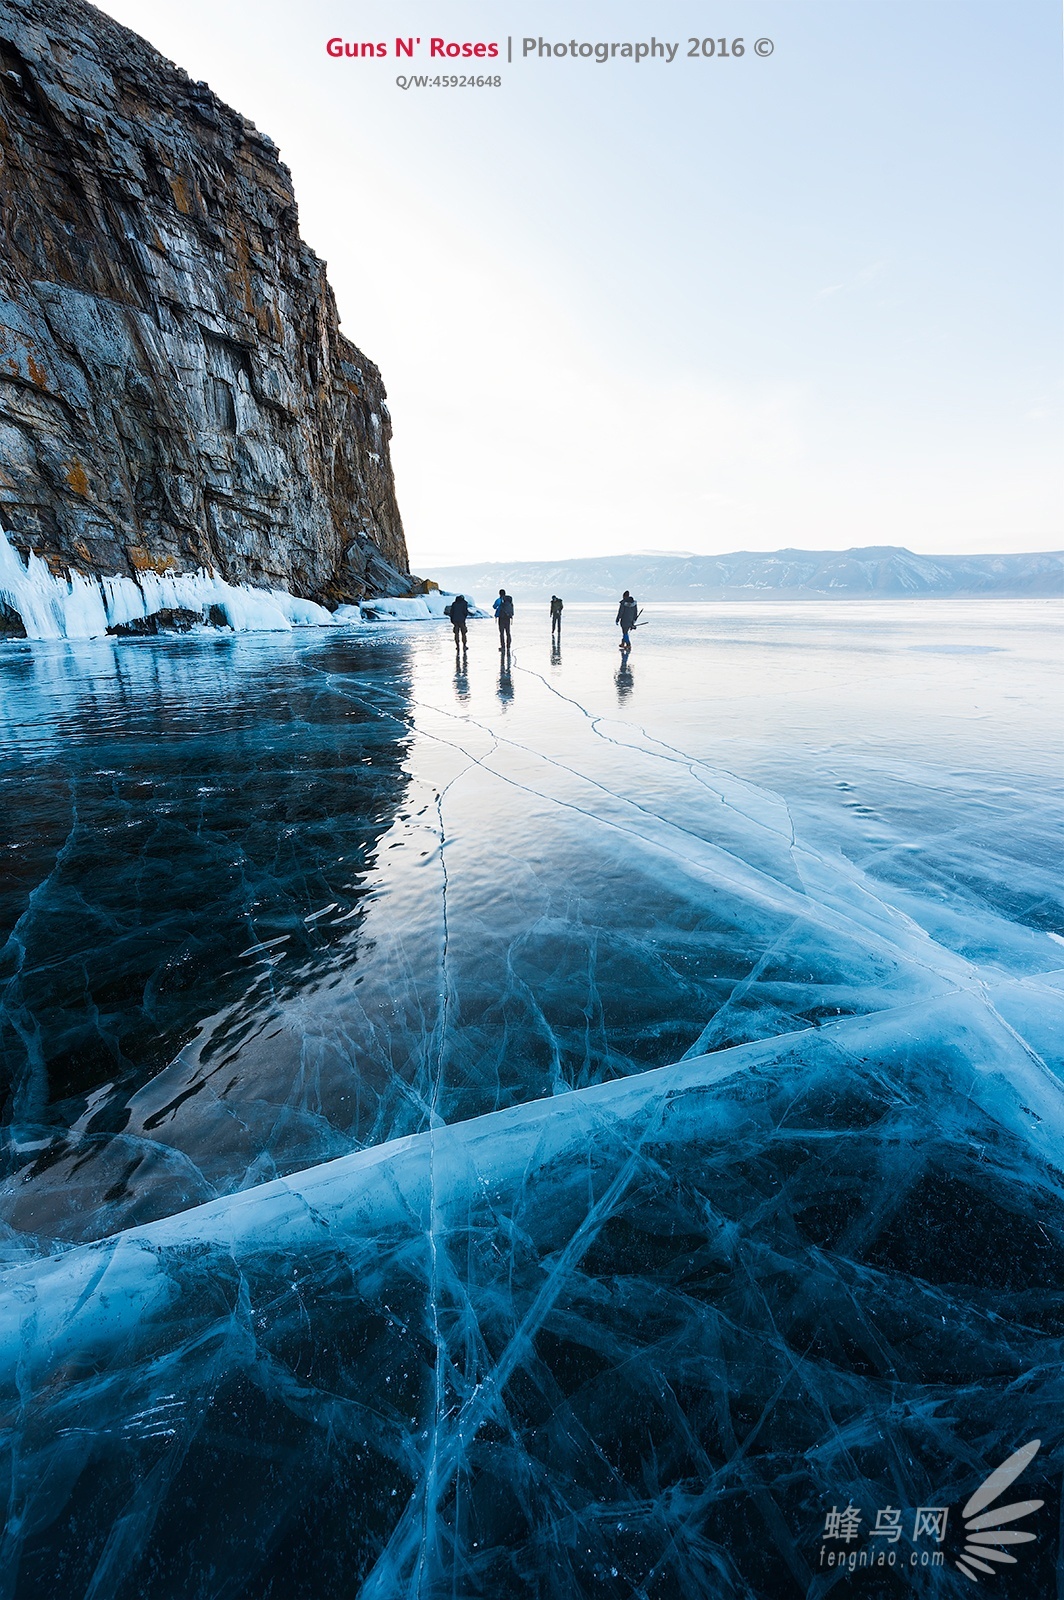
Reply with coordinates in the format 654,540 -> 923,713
0,0 -> 411,615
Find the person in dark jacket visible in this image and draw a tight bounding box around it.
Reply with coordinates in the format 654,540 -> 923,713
550,594 -> 563,642
493,589 -> 514,650
616,591 -> 639,649
448,592 -> 470,649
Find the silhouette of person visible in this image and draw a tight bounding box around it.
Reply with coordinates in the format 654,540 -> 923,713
493,588 -> 514,651
616,590 -> 638,650
448,592 -> 470,651
550,594 -> 563,642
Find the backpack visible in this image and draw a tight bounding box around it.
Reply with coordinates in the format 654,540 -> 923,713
501,596 -> 514,618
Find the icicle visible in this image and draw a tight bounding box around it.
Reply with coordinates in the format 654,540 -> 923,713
0,531 -> 108,638
0,527 -> 346,639
101,573 -> 149,628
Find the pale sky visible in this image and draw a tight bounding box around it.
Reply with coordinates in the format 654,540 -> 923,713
101,0 -> 1062,566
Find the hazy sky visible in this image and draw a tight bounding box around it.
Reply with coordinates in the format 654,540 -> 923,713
102,0 -> 1062,565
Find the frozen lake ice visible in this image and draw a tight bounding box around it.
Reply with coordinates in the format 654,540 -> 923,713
0,600 -> 1061,1596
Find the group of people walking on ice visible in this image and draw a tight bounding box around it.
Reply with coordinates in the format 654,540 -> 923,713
446,588 -> 641,654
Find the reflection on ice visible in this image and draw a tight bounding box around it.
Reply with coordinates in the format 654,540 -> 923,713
0,632 -> 414,1237
0,602 -> 1061,1595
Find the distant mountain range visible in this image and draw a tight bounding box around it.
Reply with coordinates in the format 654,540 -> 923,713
432,547 -> 1063,603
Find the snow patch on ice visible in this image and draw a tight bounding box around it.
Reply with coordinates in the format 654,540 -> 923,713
361,592 -> 480,621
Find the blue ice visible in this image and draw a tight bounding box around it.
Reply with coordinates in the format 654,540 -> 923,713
1,601 -> 1061,1596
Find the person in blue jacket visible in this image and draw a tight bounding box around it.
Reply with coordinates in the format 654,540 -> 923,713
616,590 -> 639,649
493,588 -> 514,650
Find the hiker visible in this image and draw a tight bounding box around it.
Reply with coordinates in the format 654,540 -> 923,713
616,590 -> 639,649
550,594 -> 563,641
493,588 -> 514,650
448,592 -> 470,649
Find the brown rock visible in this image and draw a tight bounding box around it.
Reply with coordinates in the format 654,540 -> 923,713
0,0 -> 410,606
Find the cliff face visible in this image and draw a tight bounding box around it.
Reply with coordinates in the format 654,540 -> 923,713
0,0 -> 410,608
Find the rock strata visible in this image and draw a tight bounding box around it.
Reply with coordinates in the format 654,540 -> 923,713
0,0 -> 411,606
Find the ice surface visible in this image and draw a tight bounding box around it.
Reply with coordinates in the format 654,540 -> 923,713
0,601 -> 1061,1596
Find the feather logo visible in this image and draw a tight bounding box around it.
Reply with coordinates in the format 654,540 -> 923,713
955,1439 -> 1043,1583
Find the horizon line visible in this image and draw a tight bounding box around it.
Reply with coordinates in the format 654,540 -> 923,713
423,545 -> 1064,567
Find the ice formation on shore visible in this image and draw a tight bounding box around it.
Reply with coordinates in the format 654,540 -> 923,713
0,527 -> 337,637
0,528 -> 471,638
